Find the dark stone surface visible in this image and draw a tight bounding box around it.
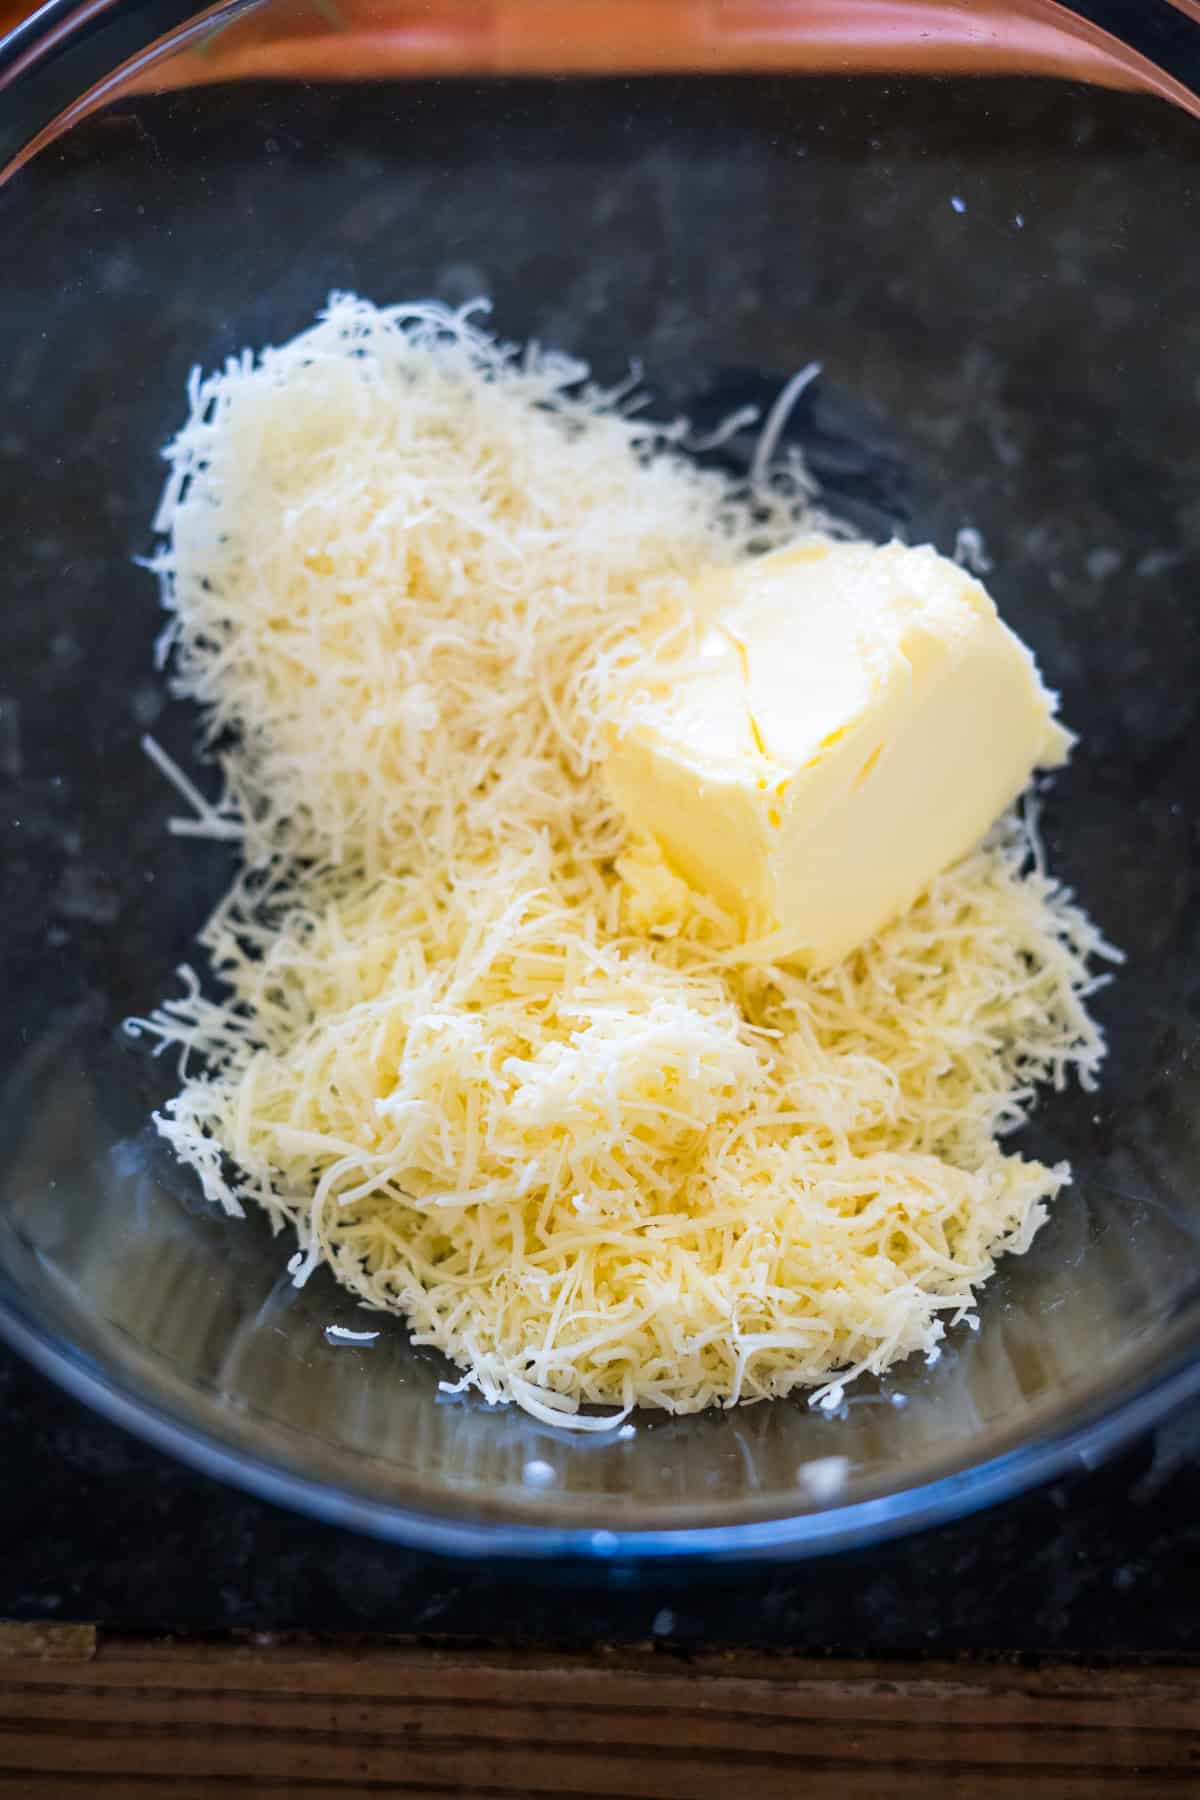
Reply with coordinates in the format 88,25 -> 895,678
2,72 -> 1199,1642
1,1343 -> 1199,1649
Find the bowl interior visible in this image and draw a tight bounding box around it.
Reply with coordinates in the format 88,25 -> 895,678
2,64 -> 1199,1546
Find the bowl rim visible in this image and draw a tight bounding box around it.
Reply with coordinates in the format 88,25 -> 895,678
3,1272 -> 1199,1559
3,0 -> 1199,176
2,0 -> 1200,1560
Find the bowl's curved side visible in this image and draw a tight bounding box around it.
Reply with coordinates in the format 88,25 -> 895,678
3,1270 -> 1200,1558
3,0 -> 1199,178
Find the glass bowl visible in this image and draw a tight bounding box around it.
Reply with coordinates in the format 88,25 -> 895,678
2,0 -> 1199,1561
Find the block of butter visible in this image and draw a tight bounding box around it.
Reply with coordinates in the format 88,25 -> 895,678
604,538 -> 1071,967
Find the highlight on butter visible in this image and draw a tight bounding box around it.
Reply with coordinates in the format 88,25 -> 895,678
603,538 -> 1071,968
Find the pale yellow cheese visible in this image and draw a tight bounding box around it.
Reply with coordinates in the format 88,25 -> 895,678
603,539 -> 1071,967
140,301 -> 1114,1429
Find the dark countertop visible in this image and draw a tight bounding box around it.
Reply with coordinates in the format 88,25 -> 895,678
4,1342 -> 1198,1650
3,72 -> 1200,1650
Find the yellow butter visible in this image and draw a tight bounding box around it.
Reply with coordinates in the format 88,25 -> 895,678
604,538 -> 1071,966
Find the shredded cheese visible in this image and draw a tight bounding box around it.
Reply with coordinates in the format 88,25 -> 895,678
136,295 -> 1116,1427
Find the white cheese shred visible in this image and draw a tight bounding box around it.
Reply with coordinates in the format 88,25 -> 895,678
140,733 -> 243,843
138,295 -> 1118,1428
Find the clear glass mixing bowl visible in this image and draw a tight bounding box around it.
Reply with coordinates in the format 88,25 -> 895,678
2,0 -> 1199,1559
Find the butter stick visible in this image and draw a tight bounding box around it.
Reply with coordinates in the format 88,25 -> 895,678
604,539 -> 1070,966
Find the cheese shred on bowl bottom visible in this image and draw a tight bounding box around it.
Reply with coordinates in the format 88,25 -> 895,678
137,296 -> 1116,1428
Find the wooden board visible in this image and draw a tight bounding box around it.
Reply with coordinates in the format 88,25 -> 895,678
0,1625 -> 1197,1796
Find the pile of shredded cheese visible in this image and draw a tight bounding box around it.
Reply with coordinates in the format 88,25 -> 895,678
138,295 -> 1115,1428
